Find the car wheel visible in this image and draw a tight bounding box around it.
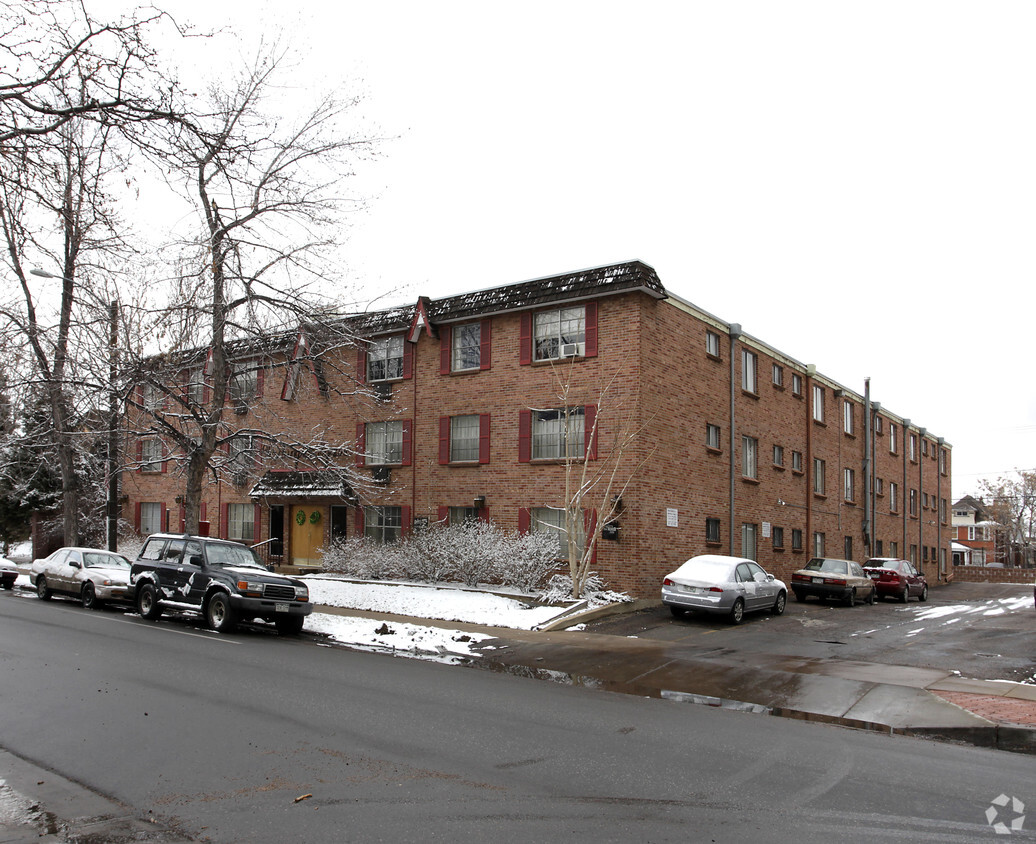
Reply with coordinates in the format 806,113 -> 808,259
899,586 -> 909,603
136,582 -> 161,620
729,598 -> 745,625
275,615 -> 304,635
919,584 -> 928,602
81,582 -> 102,609
1,579 -> 13,590
205,592 -> 236,633
866,586 -> 876,605
36,576 -> 51,601
793,590 -> 805,603
771,591 -> 787,616
845,588 -> 856,607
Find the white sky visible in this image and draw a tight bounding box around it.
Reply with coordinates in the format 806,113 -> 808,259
105,0 -> 1036,496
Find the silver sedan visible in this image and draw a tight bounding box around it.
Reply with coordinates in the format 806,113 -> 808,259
30,547 -> 132,609
662,554 -> 788,624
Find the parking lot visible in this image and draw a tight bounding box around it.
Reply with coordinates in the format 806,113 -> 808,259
587,580 -> 1035,685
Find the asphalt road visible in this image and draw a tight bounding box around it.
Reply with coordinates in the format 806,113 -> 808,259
588,581 -> 1036,684
2,588 -> 1035,842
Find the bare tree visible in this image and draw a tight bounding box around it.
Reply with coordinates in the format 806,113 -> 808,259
128,48 -> 377,534
977,471 -> 1036,567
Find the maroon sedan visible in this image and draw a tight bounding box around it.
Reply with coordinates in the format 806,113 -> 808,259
863,558 -> 928,603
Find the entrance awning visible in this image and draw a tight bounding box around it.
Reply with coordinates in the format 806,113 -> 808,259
250,470 -> 353,500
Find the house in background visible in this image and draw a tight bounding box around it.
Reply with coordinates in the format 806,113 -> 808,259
951,495 -> 997,566
123,260 -> 952,597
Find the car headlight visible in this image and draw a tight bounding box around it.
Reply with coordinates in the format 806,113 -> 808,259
295,586 -> 309,601
237,580 -> 265,597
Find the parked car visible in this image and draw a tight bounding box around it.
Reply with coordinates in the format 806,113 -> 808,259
128,533 -> 312,634
863,557 -> 928,602
790,557 -> 876,606
1,557 -> 18,590
30,547 -> 132,608
662,554 -> 787,624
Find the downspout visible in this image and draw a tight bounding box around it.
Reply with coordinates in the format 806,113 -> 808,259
901,418 -> 910,561
937,436 -> 945,579
863,378 -> 871,558
805,364 -> 816,556
918,427 -> 927,574
728,324 -> 742,556
871,400 -> 882,555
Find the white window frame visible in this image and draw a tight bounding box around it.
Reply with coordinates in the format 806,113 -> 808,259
741,523 -> 758,560
141,439 -> 163,473
534,307 -> 585,361
706,330 -> 721,357
741,349 -> 757,393
813,458 -> 826,495
772,363 -> 783,387
530,506 -> 584,557
843,400 -> 854,435
140,502 -> 164,535
532,408 -> 585,459
367,336 -> 405,382
706,423 -> 721,450
773,444 -> 784,466
229,361 -> 258,404
450,414 -> 480,462
364,506 -> 402,543
451,323 -> 482,372
844,468 -> 855,502
742,436 -> 758,479
366,420 -> 404,465
227,502 -> 255,543
812,385 -> 825,423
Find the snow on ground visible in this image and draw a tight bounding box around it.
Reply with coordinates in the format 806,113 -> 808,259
304,613 -> 490,663
910,596 -> 1032,623
302,576 -> 574,630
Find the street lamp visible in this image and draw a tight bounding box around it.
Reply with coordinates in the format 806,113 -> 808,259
30,268 -> 65,279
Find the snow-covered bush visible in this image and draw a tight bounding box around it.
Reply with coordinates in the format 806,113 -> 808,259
499,530 -> 561,593
539,573 -> 631,608
321,537 -> 402,581
403,523 -> 458,583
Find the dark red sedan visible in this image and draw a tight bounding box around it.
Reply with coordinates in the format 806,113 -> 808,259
863,558 -> 928,603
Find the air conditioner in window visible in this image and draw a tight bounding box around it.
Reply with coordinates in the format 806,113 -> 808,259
373,381 -> 393,400
371,466 -> 391,484
559,343 -> 580,358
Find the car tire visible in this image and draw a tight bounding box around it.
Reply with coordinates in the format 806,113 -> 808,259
845,588 -> 856,608
1,579 -> 13,590
36,576 -> 51,601
793,590 -> 805,602
136,582 -> 161,620
275,615 -> 305,635
81,582 -> 102,609
919,584 -> 928,602
771,591 -> 787,616
205,592 -> 236,633
866,586 -> 876,605
729,598 -> 745,625
899,586 -> 909,603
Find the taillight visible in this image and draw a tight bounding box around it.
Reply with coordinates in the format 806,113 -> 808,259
792,573 -> 810,582
823,577 -> 847,586
708,586 -> 724,593
663,578 -> 674,586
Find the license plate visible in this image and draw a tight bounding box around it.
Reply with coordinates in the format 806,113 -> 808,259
275,603 -> 289,613
812,577 -> 823,584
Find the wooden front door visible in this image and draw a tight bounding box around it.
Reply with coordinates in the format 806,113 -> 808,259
290,506 -> 325,568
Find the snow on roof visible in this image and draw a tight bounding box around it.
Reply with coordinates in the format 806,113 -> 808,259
250,470 -> 353,499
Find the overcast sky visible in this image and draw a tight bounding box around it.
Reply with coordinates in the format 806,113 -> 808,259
114,0 -> 1035,497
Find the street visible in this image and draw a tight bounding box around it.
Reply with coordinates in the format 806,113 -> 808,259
1,588 -> 1034,842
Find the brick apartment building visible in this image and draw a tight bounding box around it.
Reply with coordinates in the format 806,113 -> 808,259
124,261 -> 952,597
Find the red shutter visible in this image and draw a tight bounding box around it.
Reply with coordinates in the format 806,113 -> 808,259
356,346 -> 367,385
401,419 -> 413,466
355,423 -> 366,466
200,502 -> 208,522
401,505 -> 411,536
439,417 -> 450,464
437,506 -> 448,524
439,326 -> 452,375
584,301 -> 598,358
478,507 -> 490,522
160,439 -> 168,473
255,365 -> 265,399
402,341 -> 414,380
519,313 -> 532,365
253,503 -> 262,545
220,503 -> 229,539
134,502 -> 141,533
584,405 -> 598,460
480,319 -> 492,370
518,410 -> 532,463
518,507 -> 531,533
478,413 -> 491,464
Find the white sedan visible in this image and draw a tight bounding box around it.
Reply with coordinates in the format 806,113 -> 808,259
30,547 -> 132,609
662,554 -> 788,624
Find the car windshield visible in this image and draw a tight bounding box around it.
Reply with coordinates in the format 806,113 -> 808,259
674,560 -> 734,582
205,543 -> 264,569
804,559 -> 847,575
83,552 -> 130,569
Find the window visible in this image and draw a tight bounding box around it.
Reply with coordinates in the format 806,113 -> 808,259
772,526 -> 784,549
741,349 -> 757,393
812,385 -> 825,423
187,369 -> 204,405
940,498 -> 948,523
706,517 -> 721,544
889,541 -> 898,557
889,482 -> 899,513
742,436 -> 758,479
813,532 -> 826,557
450,414 -> 481,462
534,307 -> 585,361
142,383 -> 162,411
772,364 -> 784,387
139,502 -> 163,535
532,408 -> 585,459
706,330 -> 721,358
843,401 -> 854,435
813,458 -> 826,495
792,529 -> 803,551
909,489 -> 918,516
773,444 -> 784,467
791,373 -> 803,396
791,450 -> 803,473
741,523 -> 757,560
366,420 -> 404,464
229,361 -> 258,404
940,448 -> 947,475
875,477 -> 884,496
364,506 -> 402,542
889,423 -> 898,454
909,433 -> 918,462
451,323 -> 483,372
706,423 -> 721,451
448,506 -> 480,525
875,539 -> 884,556
922,439 -> 929,457
227,502 -> 255,543
227,435 -> 255,477
529,507 -> 584,556
844,536 -> 853,560
923,492 -> 930,509
874,415 -> 883,434
367,336 -> 404,381
141,438 -> 163,472
844,468 -> 855,502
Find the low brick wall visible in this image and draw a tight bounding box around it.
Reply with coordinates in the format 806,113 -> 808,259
952,566 -> 1035,584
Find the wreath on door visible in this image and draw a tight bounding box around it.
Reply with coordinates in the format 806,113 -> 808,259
309,510 -> 321,525
295,509 -> 306,526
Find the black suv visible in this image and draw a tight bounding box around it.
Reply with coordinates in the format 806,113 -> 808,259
129,534 -> 312,634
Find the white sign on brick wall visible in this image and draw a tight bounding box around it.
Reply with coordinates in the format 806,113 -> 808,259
666,508 -> 678,527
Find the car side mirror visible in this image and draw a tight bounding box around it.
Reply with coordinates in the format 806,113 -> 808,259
766,573 -> 774,582
189,554 -> 204,567
70,561 -> 81,569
